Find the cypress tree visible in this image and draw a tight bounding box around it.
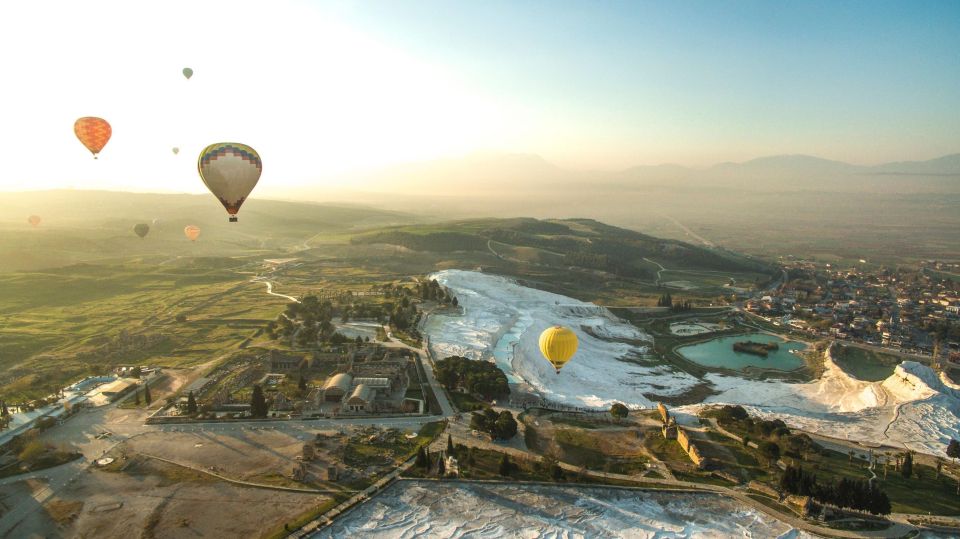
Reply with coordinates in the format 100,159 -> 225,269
901,452 -> 913,479
447,434 -> 455,457
187,391 -> 198,414
143,381 -> 152,405
498,453 -> 511,476
251,385 -> 267,418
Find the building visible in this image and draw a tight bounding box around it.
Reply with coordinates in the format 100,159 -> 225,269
352,377 -> 392,391
321,373 -> 353,403
345,384 -> 373,413
268,350 -> 306,371
98,378 -> 138,401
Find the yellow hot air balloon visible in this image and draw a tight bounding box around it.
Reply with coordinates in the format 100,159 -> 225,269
197,143 -> 262,222
184,225 -> 201,241
539,325 -> 578,374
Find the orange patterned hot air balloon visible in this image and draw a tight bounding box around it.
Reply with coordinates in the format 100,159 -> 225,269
27,215 -> 41,227
74,117 -> 111,159
184,225 -> 201,241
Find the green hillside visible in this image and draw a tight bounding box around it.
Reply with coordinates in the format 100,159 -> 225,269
350,217 -> 773,279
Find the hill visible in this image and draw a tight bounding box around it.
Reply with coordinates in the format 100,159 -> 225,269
273,152 -> 960,264
0,190 -> 420,271
350,217 -> 773,280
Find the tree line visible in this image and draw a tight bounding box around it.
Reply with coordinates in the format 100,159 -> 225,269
780,464 -> 891,515
434,356 -> 510,399
470,408 -> 518,440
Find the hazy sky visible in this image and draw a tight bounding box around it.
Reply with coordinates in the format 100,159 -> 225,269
1,0 -> 957,193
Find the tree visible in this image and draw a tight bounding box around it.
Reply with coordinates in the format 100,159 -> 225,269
415,446 -> 428,469
175,313 -> 187,323
848,450 -> 854,464
1,400 -> 8,417
760,441 -> 781,466
134,390 -> 140,406
298,375 -> 307,392
498,453 -> 512,476
447,434 -> 455,457
250,385 -> 267,418
437,455 -> 446,477
609,403 -> 629,421
947,439 -> 960,462
452,297 -> 459,307
187,391 -> 198,414
143,382 -> 152,405
131,366 -> 142,378
493,411 -> 518,440
18,440 -> 46,464
901,452 -> 913,479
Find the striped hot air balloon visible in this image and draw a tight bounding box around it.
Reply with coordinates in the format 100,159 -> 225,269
539,325 -> 578,374
198,143 -> 262,222
74,117 -> 111,159
183,67 -> 193,80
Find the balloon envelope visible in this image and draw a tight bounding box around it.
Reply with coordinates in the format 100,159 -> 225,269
74,117 -> 111,158
184,225 -> 201,241
182,67 -> 193,80
133,223 -> 150,238
538,326 -> 578,373
197,142 -> 262,222
27,215 -> 41,227
172,147 -> 180,155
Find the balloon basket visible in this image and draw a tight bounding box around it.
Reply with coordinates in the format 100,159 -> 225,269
229,216 -> 238,222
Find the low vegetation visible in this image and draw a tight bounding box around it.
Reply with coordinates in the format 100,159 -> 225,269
434,356 -> 510,400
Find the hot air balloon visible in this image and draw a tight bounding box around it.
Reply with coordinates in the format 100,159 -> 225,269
184,225 -> 201,241
27,215 -> 41,227
183,67 -> 193,80
133,223 -> 150,238
539,325 -> 578,374
172,147 -> 180,155
74,117 -> 111,159
198,143 -> 262,222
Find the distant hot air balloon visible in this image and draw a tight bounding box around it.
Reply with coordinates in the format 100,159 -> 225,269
74,117 -> 111,159
27,215 -> 41,227
184,225 -> 201,242
182,67 -> 193,80
172,147 -> 180,155
133,223 -> 150,238
539,325 -> 578,374
198,143 -> 262,222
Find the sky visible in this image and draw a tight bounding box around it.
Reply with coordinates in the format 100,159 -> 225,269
1,0 -> 958,194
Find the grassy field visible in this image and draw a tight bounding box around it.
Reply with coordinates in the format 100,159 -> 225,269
802,449 -> 960,515
554,428 -> 648,474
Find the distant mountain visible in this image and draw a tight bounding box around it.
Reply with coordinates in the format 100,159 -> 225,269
281,152 -> 960,202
